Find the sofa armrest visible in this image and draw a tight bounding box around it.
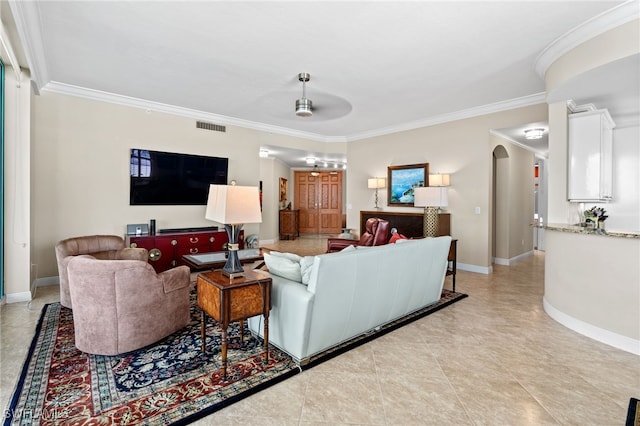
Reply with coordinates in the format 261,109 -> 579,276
326,238 -> 357,253
115,247 -> 149,262
248,273 -> 314,362
159,265 -> 191,293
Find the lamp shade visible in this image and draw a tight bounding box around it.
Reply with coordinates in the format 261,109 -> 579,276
413,186 -> 448,208
205,185 -> 263,225
429,174 -> 450,187
367,178 -> 386,189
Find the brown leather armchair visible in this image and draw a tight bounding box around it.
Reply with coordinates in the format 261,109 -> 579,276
67,256 -> 191,355
56,235 -> 148,309
326,218 -> 390,252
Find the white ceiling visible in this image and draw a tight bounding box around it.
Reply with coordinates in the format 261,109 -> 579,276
6,1 -> 638,167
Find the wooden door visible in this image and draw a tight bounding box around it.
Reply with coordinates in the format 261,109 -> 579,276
295,171 -> 342,234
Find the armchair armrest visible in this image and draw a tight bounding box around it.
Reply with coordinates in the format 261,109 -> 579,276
115,247 -> 149,262
159,265 -> 191,293
326,238 -> 358,253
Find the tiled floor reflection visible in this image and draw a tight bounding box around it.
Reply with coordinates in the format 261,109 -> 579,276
2,235 -> 638,425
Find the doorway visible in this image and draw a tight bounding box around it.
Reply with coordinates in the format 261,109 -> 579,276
294,170 -> 343,234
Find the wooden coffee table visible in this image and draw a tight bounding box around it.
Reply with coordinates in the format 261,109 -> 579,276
183,248 -> 263,271
196,267 -> 272,378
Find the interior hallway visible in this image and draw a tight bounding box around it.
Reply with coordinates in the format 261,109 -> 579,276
1,234 -> 637,425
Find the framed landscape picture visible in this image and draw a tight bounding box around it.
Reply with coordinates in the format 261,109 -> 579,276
387,163 -> 429,206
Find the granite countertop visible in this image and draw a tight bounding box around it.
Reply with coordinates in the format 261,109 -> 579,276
534,223 -> 640,239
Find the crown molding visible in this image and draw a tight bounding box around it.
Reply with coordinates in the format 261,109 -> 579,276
346,92 -> 547,142
535,0 -> 640,79
42,81 -> 341,142
43,81 -> 546,144
8,0 -> 48,93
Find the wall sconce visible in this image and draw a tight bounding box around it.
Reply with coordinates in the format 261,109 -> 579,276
414,186 -> 449,237
367,178 -> 386,210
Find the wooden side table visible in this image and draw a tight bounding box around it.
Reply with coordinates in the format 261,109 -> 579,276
196,268 -> 272,378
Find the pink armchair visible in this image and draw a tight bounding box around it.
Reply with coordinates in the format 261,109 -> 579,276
56,235 -> 148,309
326,218 -> 390,253
67,256 -> 191,355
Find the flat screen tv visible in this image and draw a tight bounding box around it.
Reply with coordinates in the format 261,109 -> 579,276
130,149 -> 228,205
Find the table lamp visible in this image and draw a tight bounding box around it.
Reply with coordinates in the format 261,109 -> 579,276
413,186 -> 448,237
367,178 -> 386,209
205,184 -> 262,278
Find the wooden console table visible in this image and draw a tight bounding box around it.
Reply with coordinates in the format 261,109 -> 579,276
360,210 -> 450,237
197,268 -> 272,378
360,210 -> 457,292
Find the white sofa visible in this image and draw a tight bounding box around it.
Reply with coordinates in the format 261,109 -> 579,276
248,236 -> 452,364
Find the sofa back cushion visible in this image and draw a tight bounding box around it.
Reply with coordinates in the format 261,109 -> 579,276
305,236 -> 451,358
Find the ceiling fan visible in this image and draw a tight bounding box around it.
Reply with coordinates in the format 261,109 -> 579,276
258,73 -> 352,121
295,72 -> 313,117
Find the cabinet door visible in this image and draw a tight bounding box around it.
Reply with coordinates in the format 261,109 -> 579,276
568,110 -> 614,201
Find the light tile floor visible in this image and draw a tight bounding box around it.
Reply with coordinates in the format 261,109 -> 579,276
1,234 -> 638,425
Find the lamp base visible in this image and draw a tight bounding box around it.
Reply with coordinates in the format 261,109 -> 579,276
222,224 -> 244,278
423,207 -> 439,237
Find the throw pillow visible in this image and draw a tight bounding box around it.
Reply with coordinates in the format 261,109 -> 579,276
263,252 -> 302,282
389,232 -> 408,243
341,244 -> 357,252
300,256 -> 316,285
267,251 -> 302,262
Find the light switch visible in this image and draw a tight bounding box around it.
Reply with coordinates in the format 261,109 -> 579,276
475,207 -> 481,214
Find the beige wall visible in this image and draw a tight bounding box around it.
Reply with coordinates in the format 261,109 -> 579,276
346,103 -> 547,271
259,156 -> 291,242
545,230 -> 640,347
30,92 -> 334,281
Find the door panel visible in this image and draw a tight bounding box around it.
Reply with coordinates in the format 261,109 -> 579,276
295,171 -> 342,234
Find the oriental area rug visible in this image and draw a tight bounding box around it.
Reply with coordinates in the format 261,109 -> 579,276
5,289 -> 467,425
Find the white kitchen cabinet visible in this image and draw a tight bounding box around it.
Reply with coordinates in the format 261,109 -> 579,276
568,109 -> 615,202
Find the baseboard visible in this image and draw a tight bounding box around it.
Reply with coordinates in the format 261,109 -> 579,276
493,250 -> 534,266
543,297 -> 640,356
6,291 -> 33,304
457,263 -> 491,274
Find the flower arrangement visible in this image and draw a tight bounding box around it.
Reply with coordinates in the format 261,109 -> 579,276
584,206 -> 608,227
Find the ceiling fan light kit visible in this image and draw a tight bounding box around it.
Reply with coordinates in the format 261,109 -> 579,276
295,72 -> 313,117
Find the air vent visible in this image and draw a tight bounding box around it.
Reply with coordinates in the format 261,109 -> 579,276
196,121 -> 226,132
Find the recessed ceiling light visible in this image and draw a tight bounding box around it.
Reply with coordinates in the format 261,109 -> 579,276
306,157 -> 315,164
524,128 -> 545,140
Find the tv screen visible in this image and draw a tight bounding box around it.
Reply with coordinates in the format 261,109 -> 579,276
130,149 -> 228,205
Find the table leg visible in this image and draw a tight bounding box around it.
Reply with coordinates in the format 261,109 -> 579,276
221,324 -> 228,378
263,316 -> 269,363
200,310 -> 206,352
239,319 -> 244,341
263,285 -> 270,363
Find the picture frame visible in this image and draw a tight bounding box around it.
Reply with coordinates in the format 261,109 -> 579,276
279,177 -> 288,203
387,163 -> 429,206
